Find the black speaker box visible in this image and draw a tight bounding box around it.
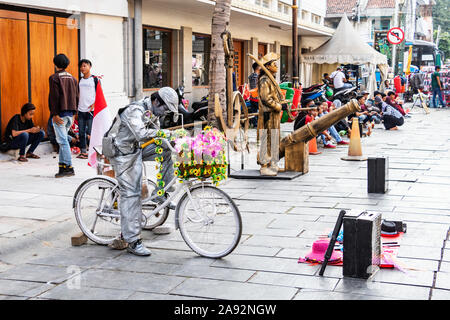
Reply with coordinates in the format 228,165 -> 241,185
343,211 -> 382,279
367,157 -> 389,193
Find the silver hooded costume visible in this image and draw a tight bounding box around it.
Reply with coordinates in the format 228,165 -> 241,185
108,97 -> 174,244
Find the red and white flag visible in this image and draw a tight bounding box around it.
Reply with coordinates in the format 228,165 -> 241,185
88,78 -> 112,168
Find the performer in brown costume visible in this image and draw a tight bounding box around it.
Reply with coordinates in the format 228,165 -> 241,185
257,52 -> 286,176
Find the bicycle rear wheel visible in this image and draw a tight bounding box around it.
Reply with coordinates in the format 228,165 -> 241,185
142,179 -> 170,230
73,176 -> 121,245
177,184 -> 242,258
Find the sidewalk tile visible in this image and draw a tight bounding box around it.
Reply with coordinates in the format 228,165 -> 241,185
170,278 -> 297,300
334,278 -> 430,299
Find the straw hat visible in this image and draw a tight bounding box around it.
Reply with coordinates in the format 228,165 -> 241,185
261,52 -> 280,65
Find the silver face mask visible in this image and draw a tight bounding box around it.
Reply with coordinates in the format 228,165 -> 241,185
151,100 -> 170,118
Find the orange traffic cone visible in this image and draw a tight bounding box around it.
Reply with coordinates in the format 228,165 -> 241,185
309,137 -> 322,155
341,117 -> 367,161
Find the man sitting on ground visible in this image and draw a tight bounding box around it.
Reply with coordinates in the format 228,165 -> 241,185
385,91 -> 406,116
347,95 -> 373,136
375,96 -> 404,131
311,103 -> 336,149
332,100 -> 352,137
3,103 -> 45,162
318,101 -> 349,147
293,98 -> 315,131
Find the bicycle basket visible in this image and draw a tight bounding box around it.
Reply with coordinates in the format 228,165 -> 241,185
172,127 -> 228,185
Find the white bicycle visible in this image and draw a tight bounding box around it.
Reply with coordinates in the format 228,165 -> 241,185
73,139 -> 242,258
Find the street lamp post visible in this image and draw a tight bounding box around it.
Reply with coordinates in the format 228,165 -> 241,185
292,0 -> 299,88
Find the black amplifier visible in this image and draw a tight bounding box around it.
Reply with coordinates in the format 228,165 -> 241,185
367,157 -> 389,193
343,210 -> 382,279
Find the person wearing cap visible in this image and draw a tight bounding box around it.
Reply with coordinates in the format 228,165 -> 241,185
374,96 -> 404,131
107,86 -> 179,256
2,103 -> 45,162
256,52 -> 288,176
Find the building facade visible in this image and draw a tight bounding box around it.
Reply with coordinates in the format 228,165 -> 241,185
134,0 -> 334,104
0,0 -> 334,139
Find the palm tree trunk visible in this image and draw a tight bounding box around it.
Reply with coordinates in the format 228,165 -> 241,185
207,0 -> 232,127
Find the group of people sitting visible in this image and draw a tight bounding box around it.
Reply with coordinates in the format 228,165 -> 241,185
293,89 -> 407,149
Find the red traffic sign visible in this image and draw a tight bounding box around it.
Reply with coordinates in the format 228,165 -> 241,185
387,27 -> 405,45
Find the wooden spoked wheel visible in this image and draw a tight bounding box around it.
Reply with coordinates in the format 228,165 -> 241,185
215,91 -> 249,152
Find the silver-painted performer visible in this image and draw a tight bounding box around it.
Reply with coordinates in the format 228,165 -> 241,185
106,87 -> 179,256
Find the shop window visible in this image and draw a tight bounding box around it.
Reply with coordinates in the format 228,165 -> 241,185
283,4 -> 290,15
301,10 -> 307,20
311,14 -> 322,24
278,2 -> 290,15
143,27 -> 171,89
372,19 -> 390,32
192,34 -> 211,86
255,0 -> 270,8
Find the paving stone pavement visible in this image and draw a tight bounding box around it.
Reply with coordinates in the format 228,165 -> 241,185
0,105 -> 449,300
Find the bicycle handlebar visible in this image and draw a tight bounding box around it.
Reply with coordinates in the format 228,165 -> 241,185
162,138 -> 177,153
140,137 -> 177,153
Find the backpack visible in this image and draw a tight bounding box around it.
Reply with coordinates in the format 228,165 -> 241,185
93,76 -> 99,91
101,105 -> 128,158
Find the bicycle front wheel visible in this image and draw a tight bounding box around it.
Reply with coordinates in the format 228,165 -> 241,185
73,176 -> 121,245
177,184 -> 242,258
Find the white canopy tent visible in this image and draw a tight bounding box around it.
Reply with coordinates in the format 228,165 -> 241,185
300,14 -> 388,95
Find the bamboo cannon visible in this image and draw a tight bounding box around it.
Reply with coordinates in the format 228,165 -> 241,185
279,99 -> 361,173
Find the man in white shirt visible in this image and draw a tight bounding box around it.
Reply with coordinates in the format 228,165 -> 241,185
77,59 -> 97,159
331,67 -> 352,90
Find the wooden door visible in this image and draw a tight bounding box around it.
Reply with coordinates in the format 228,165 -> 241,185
0,10 -> 28,139
233,40 -> 244,87
56,17 -> 79,80
29,14 -> 54,130
0,9 -> 79,139
258,43 -> 267,60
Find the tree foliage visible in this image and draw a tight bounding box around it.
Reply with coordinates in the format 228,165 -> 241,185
432,0 -> 450,59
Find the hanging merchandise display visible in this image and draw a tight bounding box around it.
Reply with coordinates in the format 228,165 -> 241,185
440,68 -> 450,106
419,66 -> 449,107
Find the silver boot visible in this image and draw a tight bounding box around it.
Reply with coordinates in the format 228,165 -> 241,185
127,239 -> 152,256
